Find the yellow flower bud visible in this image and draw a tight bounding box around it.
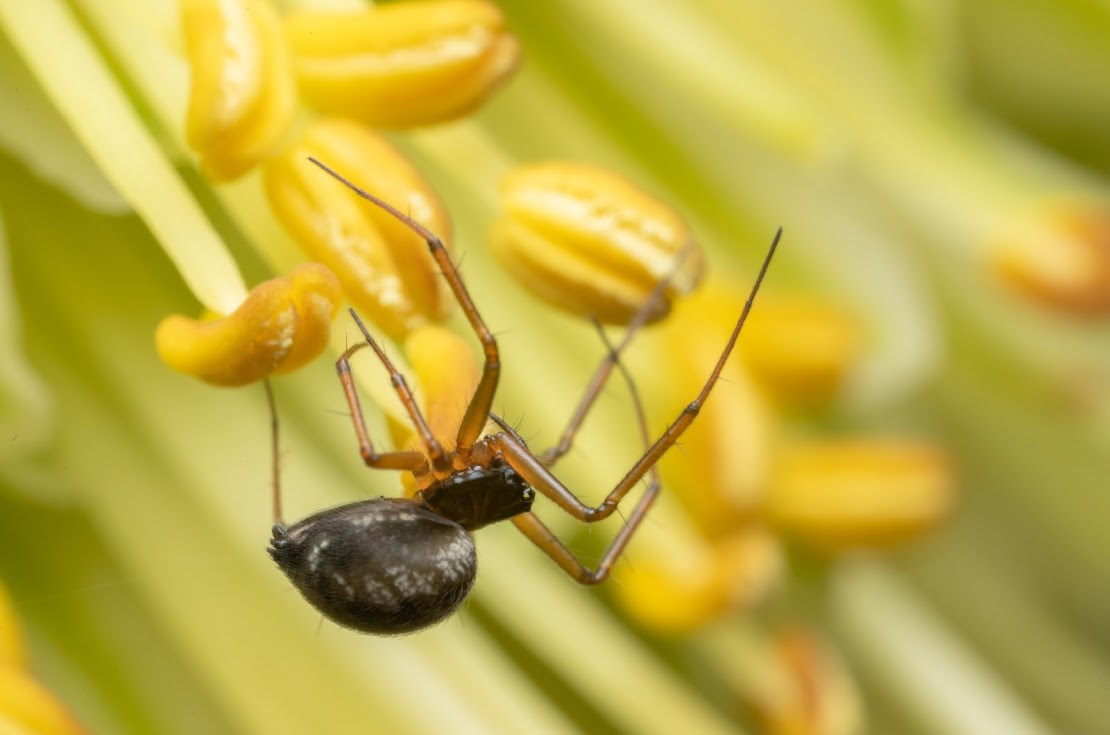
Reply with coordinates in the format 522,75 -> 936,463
156,263 -> 341,386
264,119 -> 453,341
0,667 -> 87,735
739,296 -> 861,406
182,0 -> 296,181
284,0 -> 521,127
491,161 -> 705,324
649,280 -> 777,535
767,440 -> 953,550
613,527 -> 783,635
989,200 -> 1110,315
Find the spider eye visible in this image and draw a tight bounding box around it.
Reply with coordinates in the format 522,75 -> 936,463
269,498 -> 477,635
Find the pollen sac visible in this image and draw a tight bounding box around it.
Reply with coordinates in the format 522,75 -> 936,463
766,440 -> 953,550
155,263 -> 342,386
263,119 -> 453,341
988,200 -> 1110,315
269,498 -> 478,635
181,0 -> 296,181
491,161 -> 705,324
284,0 -> 521,127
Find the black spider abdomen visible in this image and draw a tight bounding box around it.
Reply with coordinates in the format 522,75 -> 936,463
269,498 -> 477,635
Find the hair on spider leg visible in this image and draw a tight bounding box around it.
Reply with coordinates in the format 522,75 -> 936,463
493,409 -> 540,446
266,157 -> 781,633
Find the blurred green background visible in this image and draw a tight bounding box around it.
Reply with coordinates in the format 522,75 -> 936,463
1,0 -> 1108,733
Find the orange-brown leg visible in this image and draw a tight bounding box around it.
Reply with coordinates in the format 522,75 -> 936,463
511,323 -> 663,584
594,323 -> 657,482
540,246 -> 696,468
308,157 -> 499,466
490,228 -> 781,580
336,314 -> 435,478
511,488 -> 659,585
539,317 -> 649,468
341,309 -> 448,475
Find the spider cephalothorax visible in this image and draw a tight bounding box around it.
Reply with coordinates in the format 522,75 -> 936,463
268,158 -> 780,635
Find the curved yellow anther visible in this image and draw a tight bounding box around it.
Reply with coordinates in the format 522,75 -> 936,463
491,161 -> 704,324
155,263 -> 342,386
989,200 -> 1110,315
285,0 -> 521,128
264,119 -> 452,341
767,440 -> 953,550
613,528 -> 783,635
182,0 -> 296,181
738,295 -> 862,406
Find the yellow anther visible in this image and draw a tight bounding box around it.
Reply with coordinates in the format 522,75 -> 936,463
651,281 -> 776,535
182,0 -> 296,181
491,161 -> 704,323
284,0 -> 521,127
0,667 -> 87,735
767,440 -> 953,550
613,528 -> 782,635
0,579 -> 25,669
739,295 -> 862,406
989,200 -> 1110,315
155,263 -> 341,386
264,119 -> 453,341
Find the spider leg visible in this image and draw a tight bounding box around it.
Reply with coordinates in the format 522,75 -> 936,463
488,228 -> 781,579
337,312 -> 435,476
490,420 -> 659,584
512,486 -> 659,585
511,323 -> 663,584
343,309 -> 449,472
587,322 -> 662,497
263,379 -> 284,525
540,246 -> 696,468
308,157 -> 499,466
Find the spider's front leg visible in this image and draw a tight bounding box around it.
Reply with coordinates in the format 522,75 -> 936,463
335,314 -> 437,475
539,247 -> 697,469
491,228 -> 782,584
306,156 -> 500,465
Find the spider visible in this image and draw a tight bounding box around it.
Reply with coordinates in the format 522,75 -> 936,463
267,157 -> 781,635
